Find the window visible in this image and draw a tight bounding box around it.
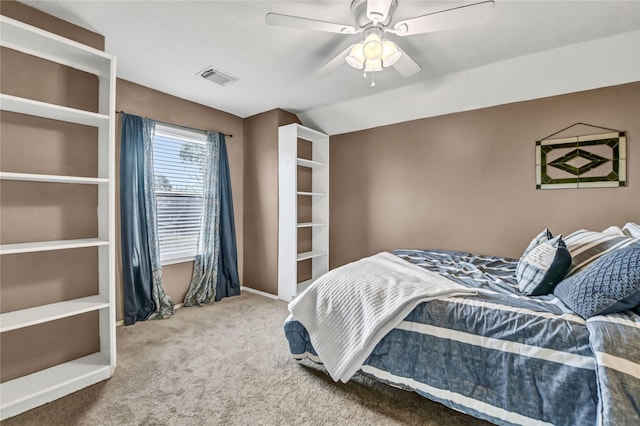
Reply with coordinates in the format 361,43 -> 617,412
153,123 -> 207,265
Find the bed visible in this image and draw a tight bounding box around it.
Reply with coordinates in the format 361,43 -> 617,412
284,236 -> 640,425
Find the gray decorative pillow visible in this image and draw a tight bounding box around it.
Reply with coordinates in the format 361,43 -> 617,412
554,244 -> 640,319
516,230 -> 571,296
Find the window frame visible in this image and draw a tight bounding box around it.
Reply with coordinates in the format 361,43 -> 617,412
152,123 -> 207,266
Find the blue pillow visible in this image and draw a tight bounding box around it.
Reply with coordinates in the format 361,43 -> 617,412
554,244 -> 640,319
516,229 -> 571,296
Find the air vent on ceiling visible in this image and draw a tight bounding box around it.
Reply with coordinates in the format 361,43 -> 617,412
197,66 -> 238,86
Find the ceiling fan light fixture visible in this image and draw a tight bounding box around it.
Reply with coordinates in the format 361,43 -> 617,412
362,32 -> 384,61
381,40 -> 401,67
364,57 -> 383,73
345,43 -> 365,69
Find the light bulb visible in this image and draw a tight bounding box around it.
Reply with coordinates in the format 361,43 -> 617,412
362,33 -> 383,61
364,58 -> 382,73
381,40 -> 402,67
345,43 -> 365,69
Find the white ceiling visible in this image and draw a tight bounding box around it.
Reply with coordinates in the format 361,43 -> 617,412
20,1 -> 640,135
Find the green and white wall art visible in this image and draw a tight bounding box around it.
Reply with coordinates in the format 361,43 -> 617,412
536,131 -> 626,189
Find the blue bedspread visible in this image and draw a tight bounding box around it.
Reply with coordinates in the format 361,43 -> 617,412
284,249 -> 640,425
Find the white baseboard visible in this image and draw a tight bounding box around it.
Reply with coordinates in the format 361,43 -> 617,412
241,286 -> 279,300
115,288 -> 281,327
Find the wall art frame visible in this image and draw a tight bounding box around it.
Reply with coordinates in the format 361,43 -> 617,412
536,131 -> 626,189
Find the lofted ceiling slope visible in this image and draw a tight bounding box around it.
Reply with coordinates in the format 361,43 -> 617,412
19,0 -> 640,135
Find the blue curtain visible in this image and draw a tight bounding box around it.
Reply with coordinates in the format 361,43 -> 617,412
120,113 -> 174,325
184,132 -> 220,305
184,132 -> 240,305
142,117 -> 175,320
216,136 -> 241,300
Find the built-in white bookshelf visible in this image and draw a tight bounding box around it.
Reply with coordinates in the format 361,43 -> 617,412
0,171 -> 109,185
0,296 -> 110,333
297,222 -> 327,228
0,93 -> 110,127
278,123 -> 329,302
0,238 -> 109,255
0,15 -> 116,420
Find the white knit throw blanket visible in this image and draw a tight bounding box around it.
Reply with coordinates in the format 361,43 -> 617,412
288,252 -> 477,382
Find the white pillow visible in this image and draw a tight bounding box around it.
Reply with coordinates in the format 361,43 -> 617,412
601,225 -> 625,236
564,229 -> 637,276
622,222 -> 640,238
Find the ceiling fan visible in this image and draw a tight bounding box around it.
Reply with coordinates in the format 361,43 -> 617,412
266,0 -> 495,86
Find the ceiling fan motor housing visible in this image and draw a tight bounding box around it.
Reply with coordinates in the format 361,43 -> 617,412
351,0 -> 397,28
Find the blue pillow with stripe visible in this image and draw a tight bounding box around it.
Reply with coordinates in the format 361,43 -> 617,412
554,244 -> 640,319
516,229 -> 572,296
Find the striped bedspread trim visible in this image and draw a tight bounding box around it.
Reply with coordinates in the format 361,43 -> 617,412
361,365 -> 554,426
586,313 -> 640,426
594,352 -> 640,379
397,321 -> 595,370
442,296 -> 586,324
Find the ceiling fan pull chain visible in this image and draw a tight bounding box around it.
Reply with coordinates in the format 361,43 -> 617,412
371,73 -> 376,88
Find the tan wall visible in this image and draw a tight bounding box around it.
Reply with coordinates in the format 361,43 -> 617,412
0,0 -> 104,382
330,82 -> 640,268
243,109 -> 298,295
115,79 -> 244,317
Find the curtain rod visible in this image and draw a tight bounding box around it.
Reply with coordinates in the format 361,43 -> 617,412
115,110 -> 233,138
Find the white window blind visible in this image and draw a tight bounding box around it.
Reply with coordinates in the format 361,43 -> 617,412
153,123 -> 207,265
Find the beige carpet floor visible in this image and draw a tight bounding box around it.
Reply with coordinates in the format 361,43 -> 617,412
3,291 -> 491,425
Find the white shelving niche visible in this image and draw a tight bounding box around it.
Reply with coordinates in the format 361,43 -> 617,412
0,15 -> 116,420
278,123 -> 329,302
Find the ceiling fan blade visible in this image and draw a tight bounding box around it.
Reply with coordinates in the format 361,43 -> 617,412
392,46 -> 422,78
265,13 -> 358,34
316,45 -> 354,76
367,0 -> 394,23
391,0 -> 495,36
